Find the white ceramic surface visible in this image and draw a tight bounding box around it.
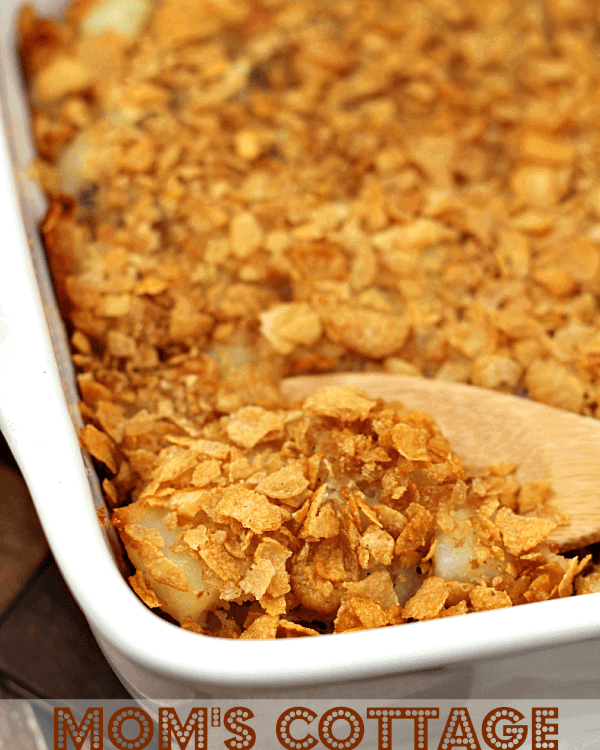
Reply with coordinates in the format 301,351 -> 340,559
1,0 -> 600,700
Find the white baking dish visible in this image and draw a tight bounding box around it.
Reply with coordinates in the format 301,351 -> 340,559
1,0 -> 600,701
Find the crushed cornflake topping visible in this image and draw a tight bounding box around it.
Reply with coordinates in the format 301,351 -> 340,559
129,570 -> 165,609
22,0 -> 600,639
303,386 -> 376,422
495,507 -> 558,556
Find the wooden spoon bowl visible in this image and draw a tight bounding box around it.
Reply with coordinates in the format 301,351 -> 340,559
281,373 -> 600,552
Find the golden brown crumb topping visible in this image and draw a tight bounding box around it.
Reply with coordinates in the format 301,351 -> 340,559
19,0 -> 600,637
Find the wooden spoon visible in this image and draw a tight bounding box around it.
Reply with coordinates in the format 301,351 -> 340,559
281,373 -> 600,552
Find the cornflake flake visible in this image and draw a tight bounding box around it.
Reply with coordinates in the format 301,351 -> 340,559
470,586 -> 512,611
359,524 -> 395,567
122,524 -> 189,592
240,614 -> 279,639
240,558 -> 275,599
191,459 -> 222,488
347,597 -> 389,629
199,543 -> 241,582
277,620 -> 320,637
343,568 -> 398,610
129,571 -> 165,609
83,424 -> 117,474
255,464 -> 310,499
495,507 -> 557,555
216,486 -> 283,533
226,406 -> 284,449
303,386 -> 376,422
260,302 -> 322,355
391,423 -> 430,461
404,577 -> 450,620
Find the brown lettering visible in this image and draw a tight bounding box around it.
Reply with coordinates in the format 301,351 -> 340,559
224,707 -> 255,750
54,708 -> 102,750
318,708 -> 364,750
158,707 -> 207,750
107,708 -> 154,750
368,707 -> 439,750
438,707 -> 481,750
532,708 -> 558,750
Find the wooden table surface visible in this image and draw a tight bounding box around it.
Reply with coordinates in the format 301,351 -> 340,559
0,430 -> 129,699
